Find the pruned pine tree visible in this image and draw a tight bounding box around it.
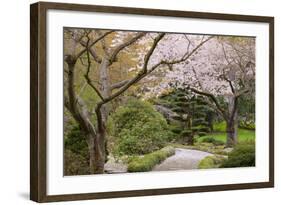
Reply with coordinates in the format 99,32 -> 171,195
159,90 -> 210,145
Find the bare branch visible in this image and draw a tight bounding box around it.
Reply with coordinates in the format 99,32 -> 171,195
109,32 -> 146,64
228,79 -> 235,94
84,39 -> 105,101
80,40 -> 102,63
221,69 -> 236,94
76,31 -> 114,60
110,80 -> 130,91
88,48 -> 102,63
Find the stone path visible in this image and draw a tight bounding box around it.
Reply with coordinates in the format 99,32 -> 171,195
152,148 -> 213,171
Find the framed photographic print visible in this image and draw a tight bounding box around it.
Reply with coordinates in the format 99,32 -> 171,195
30,1 -> 274,202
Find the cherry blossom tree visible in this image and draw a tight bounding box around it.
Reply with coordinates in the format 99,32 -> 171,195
146,36 -> 255,147
63,29 -> 212,173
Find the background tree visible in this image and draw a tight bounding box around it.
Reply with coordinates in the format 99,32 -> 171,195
146,36 -> 255,147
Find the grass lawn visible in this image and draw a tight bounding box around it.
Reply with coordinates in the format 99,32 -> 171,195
198,128 -> 255,143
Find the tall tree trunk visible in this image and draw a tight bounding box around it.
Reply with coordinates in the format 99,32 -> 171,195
93,57 -> 111,169
87,131 -> 106,174
65,59 -> 105,174
92,130 -> 106,173
226,118 -> 238,147
226,96 -> 238,147
93,101 -> 108,174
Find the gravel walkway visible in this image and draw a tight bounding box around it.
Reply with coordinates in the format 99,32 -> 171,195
152,148 -> 213,171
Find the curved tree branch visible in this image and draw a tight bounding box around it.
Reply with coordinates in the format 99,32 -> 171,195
84,40 -> 104,101
109,32 -> 146,64
77,30 -> 114,60
189,87 -> 228,120
110,80 -> 130,91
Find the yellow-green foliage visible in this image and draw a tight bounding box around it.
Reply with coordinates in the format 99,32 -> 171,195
213,121 -> 226,132
198,155 -> 226,169
127,146 -> 175,172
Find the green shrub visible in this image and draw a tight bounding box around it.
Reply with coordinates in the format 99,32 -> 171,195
64,125 -> 89,160
127,146 -> 175,172
201,137 -> 225,146
64,125 -> 90,175
198,155 -> 226,169
220,144 -> 255,168
112,99 -> 172,155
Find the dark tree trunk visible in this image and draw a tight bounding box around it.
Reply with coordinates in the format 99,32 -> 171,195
93,101 -> 108,174
226,97 -> 238,147
92,133 -> 106,174
226,119 -> 237,147
86,120 -> 106,174
65,60 -> 106,174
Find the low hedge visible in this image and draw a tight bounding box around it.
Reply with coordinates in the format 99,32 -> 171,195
127,146 -> 175,172
198,155 -> 226,169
